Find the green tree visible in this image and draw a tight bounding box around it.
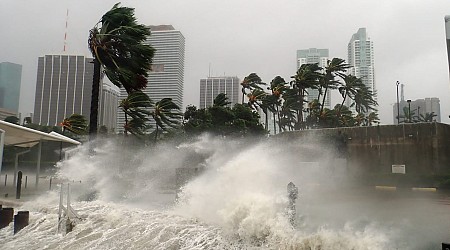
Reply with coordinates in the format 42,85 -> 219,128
291,63 -> 322,129
213,93 -> 231,107
338,75 -> 364,114
319,58 -> 350,117
119,91 -> 153,136
268,76 -> 287,133
60,114 -> 88,135
241,73 -> 265,104
152,98 -> 182,140
88,3 -> 155,139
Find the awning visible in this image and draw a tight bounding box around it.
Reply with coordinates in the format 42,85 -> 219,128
0,120 -> 81,147
0,120 -> 81,187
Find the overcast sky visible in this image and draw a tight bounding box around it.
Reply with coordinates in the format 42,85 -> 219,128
1,0 -> 449,124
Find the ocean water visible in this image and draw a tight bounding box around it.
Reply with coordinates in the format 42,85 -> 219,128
0,135 -> 448,249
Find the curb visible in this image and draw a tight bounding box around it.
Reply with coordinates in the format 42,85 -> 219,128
375,186 -> 437,192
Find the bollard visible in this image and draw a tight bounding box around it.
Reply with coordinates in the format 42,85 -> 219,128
0,207 -> 14,229
443,242 -> 450,250
14,211 -> 29,234
4,174 -> 7,186
16,171 -> 22,199
25,176 -> 28,189
49,177 -> 52,190
287,182 -> 298,227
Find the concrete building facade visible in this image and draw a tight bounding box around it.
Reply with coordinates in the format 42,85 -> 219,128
0,62 -> 22,113
296,48 -> 331,108
347,28 -> 376,111
33,54 -> 118,130
199,76 -> 240,109
33,55 -> 93,126
99,82 -> 120,132
117,25 -> 185,133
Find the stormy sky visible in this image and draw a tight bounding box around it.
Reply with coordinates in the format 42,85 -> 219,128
1,0 -> 449,124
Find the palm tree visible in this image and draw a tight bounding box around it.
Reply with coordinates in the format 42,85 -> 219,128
213,93 -> 231,107
268,76 -> 287,134
338,75 -> 364,113
291,63 -> 322,129
352,84 -> 378,114
320,58 -> 350,115
60,114 -> 87,160
152,98 -> 182,140
60,114 -> 88,135
241,73 -> 264,103
88,3 -> 155,140
418,112 -> 437,122
366,112 -> 380,126
119,91 -> 153,136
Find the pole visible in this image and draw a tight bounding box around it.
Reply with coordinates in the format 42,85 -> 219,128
396,81 -> 400,124
407,100 -> 412,123
36,141 -> 42,188
0,129 -> 4,180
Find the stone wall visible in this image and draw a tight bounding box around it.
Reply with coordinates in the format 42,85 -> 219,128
274,123 -> 450,177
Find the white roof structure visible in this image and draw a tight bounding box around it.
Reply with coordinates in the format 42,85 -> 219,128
0,120 -> 81,187
0,120 -> 81,147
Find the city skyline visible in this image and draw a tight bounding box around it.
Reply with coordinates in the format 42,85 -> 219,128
1,1 -> 450,125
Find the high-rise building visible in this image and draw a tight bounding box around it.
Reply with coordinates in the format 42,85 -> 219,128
0,62 -> 22,114
199,76 -> 240,109
296,48 -> 330,108
347,28 -> 376,110
393,97 -> 441,124
99,82 -> 120,132
117,25 -> 185,133
445,16 -> 450,77
33,55 -> 94,126
33,54 -> 118,130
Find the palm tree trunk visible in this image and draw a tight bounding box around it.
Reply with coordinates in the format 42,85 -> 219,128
89,58 -> 101,141
339,92 -> 348,114
320,86 -> 328,115
272,110 -> 277,134
155,125 -> 159,140
124,112 -> 128,136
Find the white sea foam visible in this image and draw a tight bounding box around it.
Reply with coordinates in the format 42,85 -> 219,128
0,135 -> 446,249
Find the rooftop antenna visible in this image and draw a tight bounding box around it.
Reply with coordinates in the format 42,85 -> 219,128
63,9 -> 69,52
208,63 -> 211,77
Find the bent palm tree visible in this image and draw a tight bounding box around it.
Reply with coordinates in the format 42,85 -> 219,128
119,91 -> 153,136
213,93 -> 231,107
152,98 -> 182,140
88,3 -> 155,140
320,58 -> 350,115
291,63 -> 322,129
60,114 -> 88,135
241,73 -> 264,103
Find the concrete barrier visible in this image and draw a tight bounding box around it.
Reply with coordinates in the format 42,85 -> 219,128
14,211 -> 29,234
0,207 -> 14,228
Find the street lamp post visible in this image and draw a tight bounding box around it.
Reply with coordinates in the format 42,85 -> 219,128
396,81 -> 400,124
407,100 -> 411,123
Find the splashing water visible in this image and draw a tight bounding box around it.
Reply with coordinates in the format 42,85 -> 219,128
0,135 -> 448,249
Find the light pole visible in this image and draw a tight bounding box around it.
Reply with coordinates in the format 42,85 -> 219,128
407,100 -> 411,123
396,81 -> 400,124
